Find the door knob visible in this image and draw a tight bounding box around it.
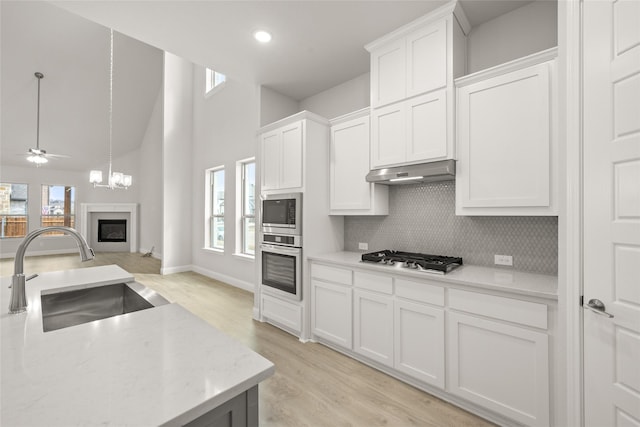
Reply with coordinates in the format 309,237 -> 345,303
584,298 -> 614,318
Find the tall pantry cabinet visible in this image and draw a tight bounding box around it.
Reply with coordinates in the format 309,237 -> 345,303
366,2 -> 469,169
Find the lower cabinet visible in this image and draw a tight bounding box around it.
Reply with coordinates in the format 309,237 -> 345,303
185,385 -> 259,427
311,279 -> 352,348
447,312 -> 549,427
309,261 -> 553,426
394,299 -> 445,388
353,289 -> 394,367
260,294 -> 302,334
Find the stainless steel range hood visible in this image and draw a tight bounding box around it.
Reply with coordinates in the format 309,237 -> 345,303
365,159 -> 455,185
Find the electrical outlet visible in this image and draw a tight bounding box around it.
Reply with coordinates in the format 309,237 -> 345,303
494,255 -> 513,266
358,242 -> 368,250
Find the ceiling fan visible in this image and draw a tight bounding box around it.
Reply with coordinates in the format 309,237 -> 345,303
23,72 -> 70,165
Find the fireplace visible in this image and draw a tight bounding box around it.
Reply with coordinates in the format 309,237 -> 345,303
98,219 -> 127,243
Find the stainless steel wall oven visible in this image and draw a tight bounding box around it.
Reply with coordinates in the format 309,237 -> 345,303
260,242 -> 301,300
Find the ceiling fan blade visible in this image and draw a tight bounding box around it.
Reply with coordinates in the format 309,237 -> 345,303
44,153 -> 71,159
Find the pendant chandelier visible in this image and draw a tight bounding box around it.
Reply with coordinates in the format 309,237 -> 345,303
90,29 -> 132,189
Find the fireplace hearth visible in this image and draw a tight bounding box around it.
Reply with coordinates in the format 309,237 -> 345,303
98,219 -> 127,243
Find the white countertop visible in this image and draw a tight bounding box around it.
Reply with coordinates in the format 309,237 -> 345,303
308,252 -> 557,300
1,265 -> 275,426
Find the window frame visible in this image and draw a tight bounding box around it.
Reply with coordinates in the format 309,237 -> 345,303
40,184 -> 76,235
236,158 -> 256,258
205,67 -> 227,97
0,182 -> 29,239
205,166 -> 225,251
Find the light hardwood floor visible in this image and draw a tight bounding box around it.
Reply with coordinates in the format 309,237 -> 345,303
1,253 -> 495,427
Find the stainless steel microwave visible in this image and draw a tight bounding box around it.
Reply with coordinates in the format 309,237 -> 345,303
261,193 -> 302,235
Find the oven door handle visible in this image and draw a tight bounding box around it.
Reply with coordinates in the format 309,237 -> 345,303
260,243 -> 301,255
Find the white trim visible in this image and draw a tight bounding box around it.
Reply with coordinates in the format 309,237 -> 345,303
80,203 -> 138,253
0,248 -> 78,259
257,110 -> 328,134
202,247 -> 224,255
160,264 -> 192,275
560,0 -> 584,426
232,252 -> 255,262
191,265 -> 255,293
329,107 -> 370,125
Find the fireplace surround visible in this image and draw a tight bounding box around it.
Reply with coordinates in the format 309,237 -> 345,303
80,203 -> 138,253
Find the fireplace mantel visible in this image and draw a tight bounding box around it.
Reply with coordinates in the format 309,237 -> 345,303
80,203 -> 138,253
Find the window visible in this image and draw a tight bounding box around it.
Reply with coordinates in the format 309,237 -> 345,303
0,183 -> 28,239
239,160 -> 256,256
208,168 -> 225,250
41,185 -> 75,235
205,67 -> 226,94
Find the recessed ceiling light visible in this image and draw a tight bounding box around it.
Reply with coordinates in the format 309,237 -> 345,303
254,30 -> 272,43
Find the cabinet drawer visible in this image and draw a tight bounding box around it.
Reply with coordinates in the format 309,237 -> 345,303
354,270 -> 393,294
395,278 -> 444,306
449,288 -> 547,329
311,263 -> 352,285
261,294 -> 302,333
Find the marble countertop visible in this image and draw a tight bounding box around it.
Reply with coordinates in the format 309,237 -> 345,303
1,265 -> 274,426
308,251 -> 557,300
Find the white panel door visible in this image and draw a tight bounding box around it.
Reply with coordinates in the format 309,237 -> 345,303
406,19 -> 447,98
394,299 -> 445,388
457,62 -> 551,209
330,115 -> 371,210
311,280 -> 352,349
261,131 -> 280,191
583,1 -> 640,426
406,89 -> 448,162
448,312 -> 550,426
371,102 -> 406,168
279,121 -> 303,190
353,289 -> 393,367
371,38 -> 406,108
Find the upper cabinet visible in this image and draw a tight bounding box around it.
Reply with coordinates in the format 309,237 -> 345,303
259,111 -> 329,193
330,109 -> 388,215
366,2 -> 469,169
455,48 -> 558,216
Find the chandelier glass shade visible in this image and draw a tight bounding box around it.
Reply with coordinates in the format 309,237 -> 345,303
90,29 -> 132,190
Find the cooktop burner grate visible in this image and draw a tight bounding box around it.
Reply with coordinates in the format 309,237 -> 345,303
361,250 -> 463,274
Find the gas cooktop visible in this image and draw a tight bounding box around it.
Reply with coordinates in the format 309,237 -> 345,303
361,250 -> 463,274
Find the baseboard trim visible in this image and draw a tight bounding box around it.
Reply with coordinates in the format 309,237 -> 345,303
160,264 -> 192,275
191,265 -> 255,293
1,248 -> 77,259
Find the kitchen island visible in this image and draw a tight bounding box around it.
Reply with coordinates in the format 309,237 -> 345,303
1,265 -> 274,426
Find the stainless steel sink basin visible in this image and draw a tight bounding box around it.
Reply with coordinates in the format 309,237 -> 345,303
41,282 -> 169,332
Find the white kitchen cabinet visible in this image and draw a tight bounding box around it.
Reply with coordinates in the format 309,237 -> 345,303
369,16 -> 451,108
260,293 -> 302,334
353,288 -> 394,367
394,299 -> 445,389
455,48 -> 558,216
366,3 -> 467,169
329,109 -> 388,215
260,121 -> 303,191
447,289 -> 550,427
311,279 -> 352,349
371,90 -> 448,168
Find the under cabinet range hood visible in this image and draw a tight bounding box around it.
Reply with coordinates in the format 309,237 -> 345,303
365,159 -> 455,185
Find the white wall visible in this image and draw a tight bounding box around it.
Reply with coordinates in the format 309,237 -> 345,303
138,91 -> 164,258
259,86 -> 299,126
162,53 -> 194,274
467,1 -> 557,74
299,72 -> 370,119
190,65 -> 261,292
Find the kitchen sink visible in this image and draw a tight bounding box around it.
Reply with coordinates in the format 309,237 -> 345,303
41,282 -> 169,332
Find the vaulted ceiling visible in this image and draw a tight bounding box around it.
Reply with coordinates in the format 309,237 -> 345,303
1,0 -> 534,171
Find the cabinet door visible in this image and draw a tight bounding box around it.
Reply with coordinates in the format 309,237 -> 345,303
331,115 -> 371,210
311,279 -> 352,349
394,300 -> 445,389
406,19 -> 447,98
406,89 -> 448,162
353,289 -> 393,366
261,131 -> 280,191
457,62 -> 552,213
371,38 -> 406,108
279,122 -> 303,190
448,311 -> 550,426
371,102 -> 406,168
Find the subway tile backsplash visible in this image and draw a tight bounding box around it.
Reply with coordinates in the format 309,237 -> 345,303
344,181 -> 558,275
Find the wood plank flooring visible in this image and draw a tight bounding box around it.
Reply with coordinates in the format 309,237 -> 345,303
0,252 -> 495,427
